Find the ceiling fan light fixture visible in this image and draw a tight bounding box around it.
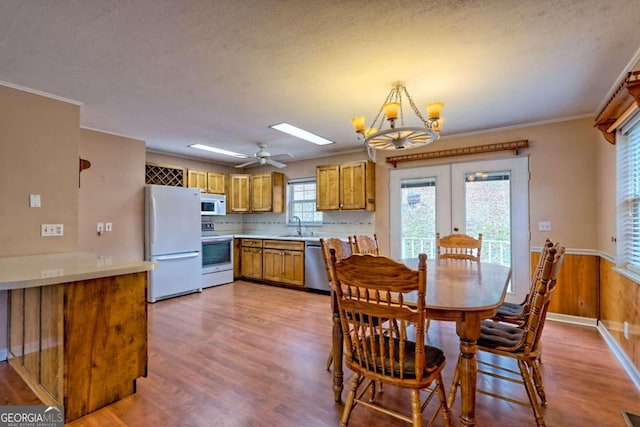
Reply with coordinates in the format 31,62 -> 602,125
189,144 -> 249,158
269,122 -> 335,146
234,143 -> 289,169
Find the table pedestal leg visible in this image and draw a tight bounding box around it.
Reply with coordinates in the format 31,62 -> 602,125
455,315 -> 480,427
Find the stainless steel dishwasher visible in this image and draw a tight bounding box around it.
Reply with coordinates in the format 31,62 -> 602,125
305,241 -> 329,292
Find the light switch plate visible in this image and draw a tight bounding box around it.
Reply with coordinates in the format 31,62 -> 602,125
538,221 -> 552,232
29,194 -> 41,208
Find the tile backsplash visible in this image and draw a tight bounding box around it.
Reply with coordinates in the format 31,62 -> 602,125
204,211 -> 374,238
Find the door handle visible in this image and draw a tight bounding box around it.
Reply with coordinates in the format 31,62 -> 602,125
156,252 -> 199,261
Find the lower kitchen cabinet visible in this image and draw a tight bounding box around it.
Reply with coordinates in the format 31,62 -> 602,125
240,239 -> 263,280
241,239 -> 304,287
263,248 -> 304,287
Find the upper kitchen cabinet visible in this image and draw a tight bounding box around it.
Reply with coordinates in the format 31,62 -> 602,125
251,172 -> 285,213
188,169 -> 227,194
187,170 -> 207,192
207,172 -> 226,194
230,174 -> 251,213
316,160 -> 375,211
229,172 -> 285,213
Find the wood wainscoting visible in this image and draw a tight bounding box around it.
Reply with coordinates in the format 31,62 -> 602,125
600,258 -> 640,371
532,251 -> 600,319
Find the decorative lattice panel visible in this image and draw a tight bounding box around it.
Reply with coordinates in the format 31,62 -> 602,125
145,164 -> 186,187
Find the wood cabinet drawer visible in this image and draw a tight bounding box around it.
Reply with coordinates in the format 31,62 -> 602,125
241,239 -> 263,247
262,240 -> 304,251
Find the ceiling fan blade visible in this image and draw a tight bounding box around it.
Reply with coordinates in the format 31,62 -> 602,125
272,152 -> 294,159
235,159 -> 258,168
266,158 -> 287,168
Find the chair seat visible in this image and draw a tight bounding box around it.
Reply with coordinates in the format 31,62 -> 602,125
352,335 -> 445,378
495,301 -> 525,318
478,321 -> 525,350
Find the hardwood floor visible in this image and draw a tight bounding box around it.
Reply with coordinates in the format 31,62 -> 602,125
3,280 -> 640,426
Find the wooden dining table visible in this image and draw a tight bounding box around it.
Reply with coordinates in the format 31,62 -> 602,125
330,258 -> 511,427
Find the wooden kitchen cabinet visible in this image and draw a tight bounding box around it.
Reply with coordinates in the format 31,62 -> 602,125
230,172 -> 285,213
240,239 -> 263,279
207,172 -> 227,194
230,174 -> 251,212
188,170 -> 227,194
262,240 -> 305,287
316,160 -> 375,211
187,169 -> 208,193
233,238 -> 242,279
251,172 -> 285,213
316,164 -> 341,210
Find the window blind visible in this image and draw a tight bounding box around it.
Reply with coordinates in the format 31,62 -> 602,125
617,114 -> 640,272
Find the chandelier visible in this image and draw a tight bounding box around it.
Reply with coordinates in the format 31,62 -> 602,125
351,81 -> 444,154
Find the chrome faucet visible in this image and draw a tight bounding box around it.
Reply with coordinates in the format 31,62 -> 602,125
292,216 -> 302,237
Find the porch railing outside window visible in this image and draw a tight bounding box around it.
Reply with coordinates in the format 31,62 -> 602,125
401,237 -> 511,266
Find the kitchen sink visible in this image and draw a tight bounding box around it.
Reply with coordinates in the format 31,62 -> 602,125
277,233 -> 315,238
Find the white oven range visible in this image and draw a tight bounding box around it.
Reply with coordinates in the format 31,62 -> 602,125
201,223 -> 234,287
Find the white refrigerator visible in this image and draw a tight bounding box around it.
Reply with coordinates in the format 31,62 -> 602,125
145,185 -> 202,303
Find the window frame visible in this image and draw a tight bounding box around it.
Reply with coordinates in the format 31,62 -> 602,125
616,111 -> 640,280
287,177 -> 323,226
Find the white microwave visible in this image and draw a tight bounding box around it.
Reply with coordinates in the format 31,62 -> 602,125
201,194 -> 226,216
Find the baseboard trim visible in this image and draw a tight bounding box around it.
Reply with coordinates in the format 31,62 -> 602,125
597,323 -> 640,392
547,313 -> 598,327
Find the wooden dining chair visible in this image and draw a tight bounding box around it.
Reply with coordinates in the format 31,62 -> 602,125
448,245 -> 566,427
435,232 -> 482,262
329,251 -> 451,427
320,238 -> 353,370
493,238 -> 556,325
351,234 -> 380,255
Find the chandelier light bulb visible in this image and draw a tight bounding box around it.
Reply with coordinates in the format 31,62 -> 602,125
351,115 -> 366,132
426,102 -> 444,119
383,102 -> 400,121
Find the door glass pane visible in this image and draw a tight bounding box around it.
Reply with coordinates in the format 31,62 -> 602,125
464,171 -> 511,268
400,177 -> 437,258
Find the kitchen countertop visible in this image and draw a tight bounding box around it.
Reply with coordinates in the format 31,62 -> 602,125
233,234 -> 323,242
0,252 -> 155,291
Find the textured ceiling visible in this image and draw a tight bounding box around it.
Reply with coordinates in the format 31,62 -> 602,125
1,0 -> 640,166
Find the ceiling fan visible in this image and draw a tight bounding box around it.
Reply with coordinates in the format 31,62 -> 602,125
235,143 -> 292,169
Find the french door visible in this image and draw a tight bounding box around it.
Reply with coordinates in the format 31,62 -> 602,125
389,157 -> 529,303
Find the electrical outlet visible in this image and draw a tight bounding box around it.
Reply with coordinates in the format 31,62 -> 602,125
624,321 -> 630,340
538,221 -> 552,231
105,222 -> 112,232
40,268 -> 64,278
97,222 -> 104,234
41,224 -> 64,236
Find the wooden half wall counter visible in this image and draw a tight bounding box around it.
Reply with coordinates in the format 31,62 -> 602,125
0,253 -> 154,423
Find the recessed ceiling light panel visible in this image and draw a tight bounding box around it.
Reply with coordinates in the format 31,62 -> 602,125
269,122 -> 334,146
189,144 -> 249,158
